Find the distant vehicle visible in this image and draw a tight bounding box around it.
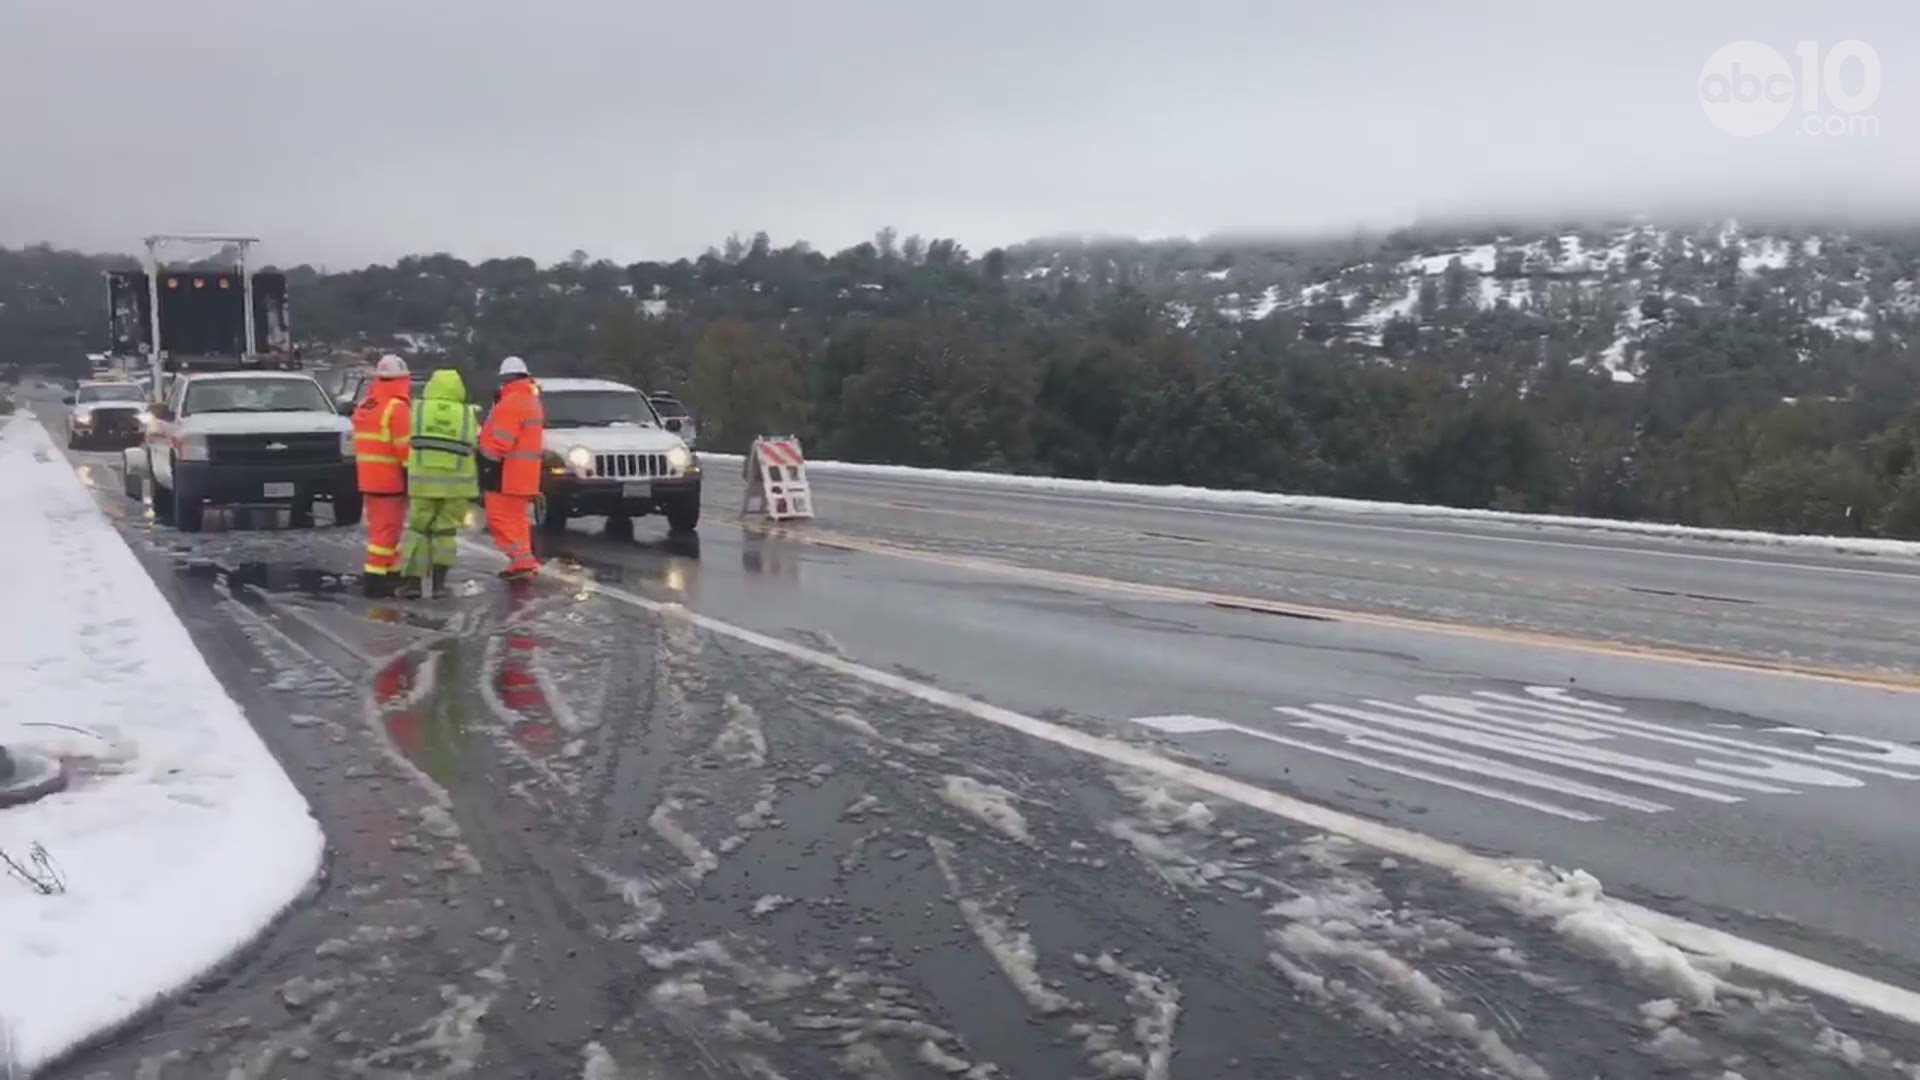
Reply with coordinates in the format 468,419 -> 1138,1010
536,377 -> 702,534
134,371 -> 359,532
63,380 -> 150,449
646,391 -> 697,447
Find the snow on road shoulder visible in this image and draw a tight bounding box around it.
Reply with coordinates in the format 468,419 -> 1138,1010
0,415 -> 323,1073
704,453 -> 1920,558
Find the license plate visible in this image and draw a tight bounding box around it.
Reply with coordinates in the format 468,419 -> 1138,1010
621,481 -> 652,498
263,482 -> 296,498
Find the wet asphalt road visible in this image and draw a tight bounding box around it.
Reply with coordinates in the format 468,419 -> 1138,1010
669,467 -> 1920,977
23,399 -> 1920,1080
758,466 -> 1920,681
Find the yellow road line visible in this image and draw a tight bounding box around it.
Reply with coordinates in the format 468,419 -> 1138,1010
729,517 -> 1920,695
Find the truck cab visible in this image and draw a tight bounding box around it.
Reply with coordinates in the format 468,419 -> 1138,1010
138,370 -> 359,532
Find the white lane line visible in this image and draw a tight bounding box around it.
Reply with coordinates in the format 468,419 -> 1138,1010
809,472 -> 1920,583
1136,714 -> 1603,822
1475,691 -> 1920,783
1275,708 -> 1669,813
461,540 -> 1920,1028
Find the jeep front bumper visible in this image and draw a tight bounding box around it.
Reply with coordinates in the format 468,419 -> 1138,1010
542,473 -> 701,517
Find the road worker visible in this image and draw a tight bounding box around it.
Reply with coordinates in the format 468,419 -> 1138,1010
477,355 -> 544,580
397,368 -> 479,599
352,354 -> 412,598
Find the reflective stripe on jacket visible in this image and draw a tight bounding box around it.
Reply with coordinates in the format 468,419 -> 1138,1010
408,369 -> 480,500
478,378 -> 544,496
352,379 -> 411,494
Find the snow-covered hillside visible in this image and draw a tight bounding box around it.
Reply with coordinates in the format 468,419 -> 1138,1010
1013,220 -> 1920,387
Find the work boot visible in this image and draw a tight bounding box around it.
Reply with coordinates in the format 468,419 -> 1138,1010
362,574 -> 394,599
398,576 -> 424,600
430,567 -> 450,597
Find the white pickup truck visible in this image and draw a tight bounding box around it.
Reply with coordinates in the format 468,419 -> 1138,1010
129,370 -> 360,532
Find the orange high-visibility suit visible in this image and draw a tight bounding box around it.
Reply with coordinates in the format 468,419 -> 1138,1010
352,377 -> 412,583
477,378 -> 544,576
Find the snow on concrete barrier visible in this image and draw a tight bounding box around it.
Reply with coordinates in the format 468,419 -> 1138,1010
0,415 -> 323,1074
703,453 -> 1920,559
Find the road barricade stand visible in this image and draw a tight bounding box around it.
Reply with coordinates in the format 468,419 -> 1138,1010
741,436 -> 815,521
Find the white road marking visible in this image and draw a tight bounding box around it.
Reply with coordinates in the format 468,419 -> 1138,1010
1275,708 -> 1669,813
1316,701 -> 1785,799
1484,690 -> 1920,782
1134,714 -> 1604,821
461,542 -> 1920,1027
1284,704 -> 1727,808
811,472 -> 1920,582
1154,688 -> 1916,822
1763,727 -> 1920,770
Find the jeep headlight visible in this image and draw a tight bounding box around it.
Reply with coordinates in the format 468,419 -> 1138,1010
72,408 -> 93,427
566,445 -> 592,471
339,431 -> 355,458
666,443 -> 693,473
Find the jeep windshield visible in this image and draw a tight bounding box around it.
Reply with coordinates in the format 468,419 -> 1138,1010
543,390 -> 658,428
184,379 -> 333,415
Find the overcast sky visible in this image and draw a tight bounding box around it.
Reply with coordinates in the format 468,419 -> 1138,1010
1,0 -> 1913,269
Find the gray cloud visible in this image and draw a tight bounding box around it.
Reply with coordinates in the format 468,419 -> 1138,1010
2,0 -> 1914,268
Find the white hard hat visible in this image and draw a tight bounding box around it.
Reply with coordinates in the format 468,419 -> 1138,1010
374,354 -> 409,378
498,355 -> 530,378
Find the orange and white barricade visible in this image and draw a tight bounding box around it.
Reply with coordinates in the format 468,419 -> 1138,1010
742,436 -> 814,521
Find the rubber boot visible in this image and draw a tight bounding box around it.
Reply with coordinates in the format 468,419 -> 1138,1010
362,573 -> 394,599
398,576 -> 424,600
430,567 -> 450,598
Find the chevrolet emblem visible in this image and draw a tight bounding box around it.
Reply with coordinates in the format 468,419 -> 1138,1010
265,442 -> 287,451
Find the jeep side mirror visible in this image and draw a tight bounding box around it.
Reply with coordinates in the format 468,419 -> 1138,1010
62,394 -> 75,405
336,397 -> 356,416
664,417 -> 683,433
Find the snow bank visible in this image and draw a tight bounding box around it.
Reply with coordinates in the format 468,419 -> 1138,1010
0,415 -> 323,1073
704,453 -> 1920,559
